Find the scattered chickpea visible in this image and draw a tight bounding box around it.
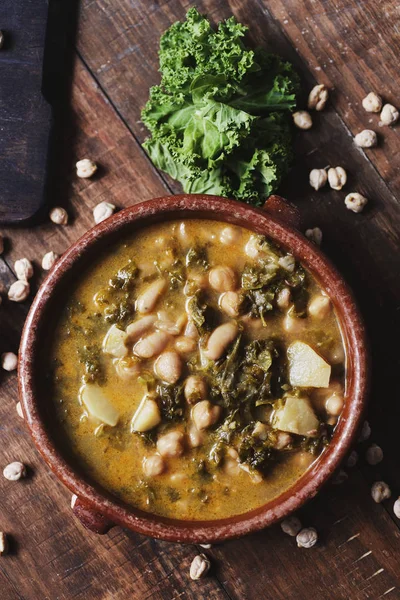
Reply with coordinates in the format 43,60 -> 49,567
154,351 -> 182,384
3,461 -> 26,481
116,357 -> 141,381
42,251 -> 59,271
309,168 -> 327,191
308,84 -> 329,111
344,192 -> 368,214
358,420 -> 371,442
226,447 -> 239,460
190,554 -> 211,580
327,167 -> 347,191
0,30 -> 5,50
8,280 -> 30,302
143,454 -> 165,477
49,206 -> 69,225
1,352 -> 17,372
209,266 -> 236,292
327,343 -> 344,365
188,424 -> 204,448
379,103 -> 399,126
308,295 -> 331,319
14,258 -> 33,281
371,481 -> 391,503
362,92 -> 382,113
346,450 -> 358,468
76,158 -> 97,179
292,111 -> 313,130
16,402 -> 24,419
281,516 -> 302,537
366,443 -> 383,466
175,336 -> 197,354
192,400 -> 221,430
276,287 -> 291,309
93,201 -> 116,224
354,129 -> 377,148
220,226 -> 241,245
224,456 -> 240,476
184,375 -> 207,404
393,497 -> 400,519
296,527 -> 318,548
219,291 -> 242,317
156,430 -> 185,458
169,473 -> 186,484
245,235 -> 263,259
305,228 -> 322,247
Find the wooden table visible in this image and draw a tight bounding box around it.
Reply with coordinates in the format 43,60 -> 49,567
1,1 -> 400,598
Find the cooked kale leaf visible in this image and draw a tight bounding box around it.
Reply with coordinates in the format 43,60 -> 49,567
157,383 -> 186,422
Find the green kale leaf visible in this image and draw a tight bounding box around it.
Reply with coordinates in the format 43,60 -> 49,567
141,8 -> 299,205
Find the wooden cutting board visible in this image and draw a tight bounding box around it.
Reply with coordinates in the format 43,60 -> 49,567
0,0 -> 76,224
1,2 -> 400,599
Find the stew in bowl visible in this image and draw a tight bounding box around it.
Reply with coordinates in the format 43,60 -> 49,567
50,219 -> 345,521
19,195 -> 368,541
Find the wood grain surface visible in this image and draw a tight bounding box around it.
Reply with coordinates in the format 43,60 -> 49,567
1,1 -> 400,598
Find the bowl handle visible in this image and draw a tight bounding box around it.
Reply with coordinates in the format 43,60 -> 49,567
72,496 -> 114,535
262,195 -> 301,231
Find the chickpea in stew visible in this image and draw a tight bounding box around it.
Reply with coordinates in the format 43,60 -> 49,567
50,220 -> 346,520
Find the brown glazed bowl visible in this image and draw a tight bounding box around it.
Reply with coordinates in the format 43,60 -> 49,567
19,194 -> 369,543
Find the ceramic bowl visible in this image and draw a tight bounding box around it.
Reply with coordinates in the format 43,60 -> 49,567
18,194 -> 369,542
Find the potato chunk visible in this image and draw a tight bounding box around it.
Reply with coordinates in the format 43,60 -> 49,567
274,396 -> 319,437
131,396 -> 161,432
103,324 -> 128,358
288,341 -> 331,388
80,384 -> 120,426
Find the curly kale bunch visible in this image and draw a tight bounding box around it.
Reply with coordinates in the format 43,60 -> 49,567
141,8 -> 299,205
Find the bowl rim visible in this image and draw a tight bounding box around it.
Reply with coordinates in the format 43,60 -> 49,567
18,194 -> 369,542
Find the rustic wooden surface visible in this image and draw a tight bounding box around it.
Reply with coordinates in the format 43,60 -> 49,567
1,1 -> 400,598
